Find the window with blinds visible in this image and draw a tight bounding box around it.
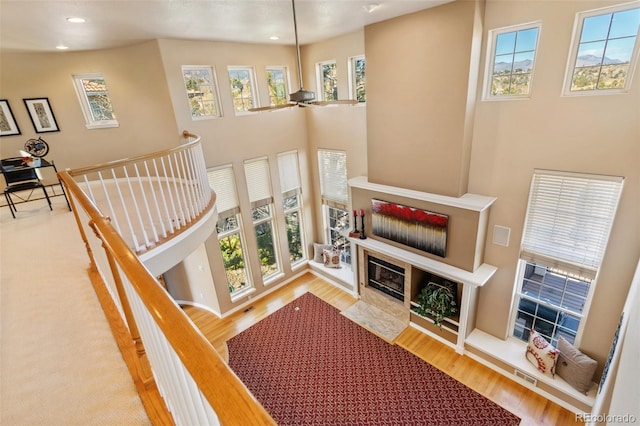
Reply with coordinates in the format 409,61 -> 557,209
317,149 -> 348,207
317,149 -> 351,264
207,166 -> 239,217
244,158 -> 280,280
278,151 -> 306,264
512,169 -> 624,345
207,165 -> 251,295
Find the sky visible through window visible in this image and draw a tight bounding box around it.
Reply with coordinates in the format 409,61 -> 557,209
491,26 -> 539,96
572,7 -> 640,91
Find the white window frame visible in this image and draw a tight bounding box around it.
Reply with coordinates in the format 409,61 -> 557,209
509,169 -> 624,347
317,149 -> 350,264
72,72 -> 119,129
227,66 -> 259,114
277,150 -> 307,267
348,55 -> 366,103
316,60 -> 338,101
181,65 -> 223,120
244,157 -> 281,282
482,22 -> 541,101
265,66 -> 290,106
207,165 -> 253,299
562,3 -> 640,96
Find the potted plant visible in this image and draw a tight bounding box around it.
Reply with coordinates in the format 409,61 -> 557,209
415,281 -> 457,329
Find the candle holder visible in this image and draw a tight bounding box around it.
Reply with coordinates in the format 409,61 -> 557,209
359,213 -> 367,239
352,210 -> 358,234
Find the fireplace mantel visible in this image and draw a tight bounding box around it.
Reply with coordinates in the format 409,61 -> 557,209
352,237 -> 496,288
349,176 -> 496,213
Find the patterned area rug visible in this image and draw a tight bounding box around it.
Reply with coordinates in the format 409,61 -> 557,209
227,293 -> 520,426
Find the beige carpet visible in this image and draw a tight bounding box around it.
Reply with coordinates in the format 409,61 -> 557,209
0,196 -> 150,425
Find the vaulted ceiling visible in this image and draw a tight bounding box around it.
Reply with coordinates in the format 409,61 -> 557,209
0,0 -> 451,53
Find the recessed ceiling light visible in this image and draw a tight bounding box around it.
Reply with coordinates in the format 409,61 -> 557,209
269,36 -> 280,41
363,4 -> 380,13
56,45 -> 69,50
66,17 -> 86,23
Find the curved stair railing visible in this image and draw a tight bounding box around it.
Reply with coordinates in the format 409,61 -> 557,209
58,132 -> 275,425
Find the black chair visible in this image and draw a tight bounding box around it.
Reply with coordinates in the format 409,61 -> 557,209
1,157 -> 52,218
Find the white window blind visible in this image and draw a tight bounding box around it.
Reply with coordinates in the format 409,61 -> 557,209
244,157 -> 273,207
207,166 -> 239,215
277,151 -> 301,196
520,169 -> 623,279
318,149 -> 348,207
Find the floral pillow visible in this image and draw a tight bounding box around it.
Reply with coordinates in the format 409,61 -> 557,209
525,329 -> 559,377
322,249 -> 341,269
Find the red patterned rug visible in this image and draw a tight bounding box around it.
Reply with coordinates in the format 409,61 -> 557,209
227,293 -> 520,425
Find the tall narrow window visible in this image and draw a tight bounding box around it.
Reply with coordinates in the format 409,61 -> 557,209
317,60 -> 338,101
564,4 -> 640,94
244,157 -> 281,281
349,56 -> 366,103
207,166 -> 252,296
278,150 -> 306,265
228,66 -> 258,113
317,149 -> 350,264
72,73 -> 118,128
266,66 -> 289,106
511,170 -> 623,346
484,23 -> 540,99
182,66 -> 222,119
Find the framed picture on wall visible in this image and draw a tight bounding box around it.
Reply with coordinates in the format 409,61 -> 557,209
0,99 -> 21,137
23,97 -> 59,133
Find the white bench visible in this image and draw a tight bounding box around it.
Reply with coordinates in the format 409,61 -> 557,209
465,328 -> 597,414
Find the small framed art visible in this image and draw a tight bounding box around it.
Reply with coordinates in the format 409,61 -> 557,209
0,99 -> 21,137
23,97 -> 59,133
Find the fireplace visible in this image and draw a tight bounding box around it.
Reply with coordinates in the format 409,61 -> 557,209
367,255 -> 405,302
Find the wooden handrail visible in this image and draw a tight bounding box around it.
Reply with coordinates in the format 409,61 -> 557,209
58,134 -> 276,425
67,131 -> 201,176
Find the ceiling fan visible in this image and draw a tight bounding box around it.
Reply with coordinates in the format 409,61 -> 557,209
249,0 -> 358,112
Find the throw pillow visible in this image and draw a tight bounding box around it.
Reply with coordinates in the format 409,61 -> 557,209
313,243 -> 332,263
323,249 -> 341,269
556,336 -> 597,393
525,329 -> 559,378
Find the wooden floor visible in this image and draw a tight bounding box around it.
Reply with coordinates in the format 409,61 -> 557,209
183,272 -> 582,426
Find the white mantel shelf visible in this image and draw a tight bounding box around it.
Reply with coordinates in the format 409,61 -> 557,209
351,237 -> 497,287
348,176 -> 497,212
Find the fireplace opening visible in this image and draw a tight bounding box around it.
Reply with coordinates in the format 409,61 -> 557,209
367,255 -> 405,302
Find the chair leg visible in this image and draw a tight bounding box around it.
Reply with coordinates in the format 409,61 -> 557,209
41,186 -> 52,211
4,192 -> 16,218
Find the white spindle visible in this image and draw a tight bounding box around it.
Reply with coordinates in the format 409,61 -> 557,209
158,156 -> 180,232
110,168 -> 142,251
143,160 -> 168,239
132,163 -> 160,244
121,165 -> 151,249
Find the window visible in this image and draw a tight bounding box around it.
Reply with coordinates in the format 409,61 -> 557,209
484,23 -> 540,99
227,66 -> 258,113
317,149 -> 350,264
72,73 -> 118,128
564,4 -> 640,95
511,170 -> 624,347
182,66 -> 222,119
244,157 -> 281,280
349,56 -> 366,103
207,166 -> 252,296
266,66 -> 289,106
278,151 -> 306,265
317,60 -> 338,101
